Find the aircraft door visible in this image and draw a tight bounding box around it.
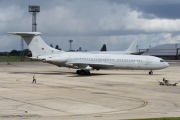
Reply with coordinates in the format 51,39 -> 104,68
146,57 -> 150,65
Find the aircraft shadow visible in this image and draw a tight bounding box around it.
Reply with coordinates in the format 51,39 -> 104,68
9,71 -> 68,75
68,73 -> 163,77
9,71 -> 162,77
68,73 -> 109,77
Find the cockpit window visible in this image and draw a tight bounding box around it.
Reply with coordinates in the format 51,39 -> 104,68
160,60 -> 165,62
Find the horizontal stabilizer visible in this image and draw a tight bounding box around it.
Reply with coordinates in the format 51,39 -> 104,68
7,32 -> 41,36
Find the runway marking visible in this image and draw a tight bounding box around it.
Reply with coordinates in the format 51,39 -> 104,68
0,91 -> 148,117
0,114 -> 40,118
0,73 -> 149,117
0,96 -> 73,115
16,78 -> 26,81
0,82 -> 149,117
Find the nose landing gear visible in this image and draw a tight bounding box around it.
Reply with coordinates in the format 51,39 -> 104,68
149,70 -> 153,75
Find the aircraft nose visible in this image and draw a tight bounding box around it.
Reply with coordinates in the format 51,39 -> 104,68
165,62 -> 169,67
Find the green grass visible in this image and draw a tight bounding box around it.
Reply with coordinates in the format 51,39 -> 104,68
0,56 -> 34,62
130,117 -> 180,120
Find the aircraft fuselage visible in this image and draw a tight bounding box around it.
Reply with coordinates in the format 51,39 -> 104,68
45,52 -> 169,70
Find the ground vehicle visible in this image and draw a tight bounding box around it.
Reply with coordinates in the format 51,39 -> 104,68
157,80 -> 180,86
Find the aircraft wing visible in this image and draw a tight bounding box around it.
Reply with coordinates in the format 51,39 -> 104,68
66,61 -> 114,69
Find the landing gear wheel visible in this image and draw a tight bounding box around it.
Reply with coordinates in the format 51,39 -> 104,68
76,70 -> 90,75
85,71 -> 90,75
80,70 -> 85,75
149,70 -> 153,75
76,70 -> 81,74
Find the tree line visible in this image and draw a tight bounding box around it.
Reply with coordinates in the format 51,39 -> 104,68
0,44 -> 61,56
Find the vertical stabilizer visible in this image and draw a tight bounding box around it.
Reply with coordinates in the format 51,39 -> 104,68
8,32 -> 60,57
125,40 -> 137,53
100,44 -> 107,51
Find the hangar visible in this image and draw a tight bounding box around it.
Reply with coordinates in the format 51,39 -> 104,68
142,43 -> 180,60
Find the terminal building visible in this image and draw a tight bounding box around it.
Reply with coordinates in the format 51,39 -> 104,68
142,43 -> 180,60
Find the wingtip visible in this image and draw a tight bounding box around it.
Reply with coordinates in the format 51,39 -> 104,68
7,32 -> 15,34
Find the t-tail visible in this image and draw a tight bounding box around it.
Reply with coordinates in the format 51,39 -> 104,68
8,32 -> 60,58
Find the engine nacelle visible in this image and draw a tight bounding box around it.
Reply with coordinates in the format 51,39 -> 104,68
45,57 -> 67,63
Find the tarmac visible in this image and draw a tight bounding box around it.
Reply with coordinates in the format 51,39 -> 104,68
0,62 -> 180,120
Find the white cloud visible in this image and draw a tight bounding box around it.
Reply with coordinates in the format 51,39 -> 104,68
0,4 -> 31,32
162,33 -> 180,43
1,0 -> 180,52
99,4 -> 180,33
38,6 -> 88,34
2,1 -> 180,35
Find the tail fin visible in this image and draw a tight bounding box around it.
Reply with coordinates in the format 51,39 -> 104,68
8,32 -> 60,57
100,44 -> 107,51
78,47 -> 82,51
125,40 -> 137,53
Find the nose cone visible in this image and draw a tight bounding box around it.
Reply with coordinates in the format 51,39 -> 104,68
165,62 -> 169,68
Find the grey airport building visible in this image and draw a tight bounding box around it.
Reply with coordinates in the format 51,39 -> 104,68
142,44 -> 180,60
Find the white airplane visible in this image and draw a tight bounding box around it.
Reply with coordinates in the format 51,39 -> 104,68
8,32 -> 169,75
90,40 -> 138,54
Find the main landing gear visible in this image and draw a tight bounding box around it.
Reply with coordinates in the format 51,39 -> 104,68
149,70 -> 153,75
76,70 -> 90,75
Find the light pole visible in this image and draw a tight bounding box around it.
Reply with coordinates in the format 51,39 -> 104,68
29,5 -> 40,32
69,40 -> 73,51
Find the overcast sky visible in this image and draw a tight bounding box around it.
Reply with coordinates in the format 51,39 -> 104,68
1,0 -> 180,52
